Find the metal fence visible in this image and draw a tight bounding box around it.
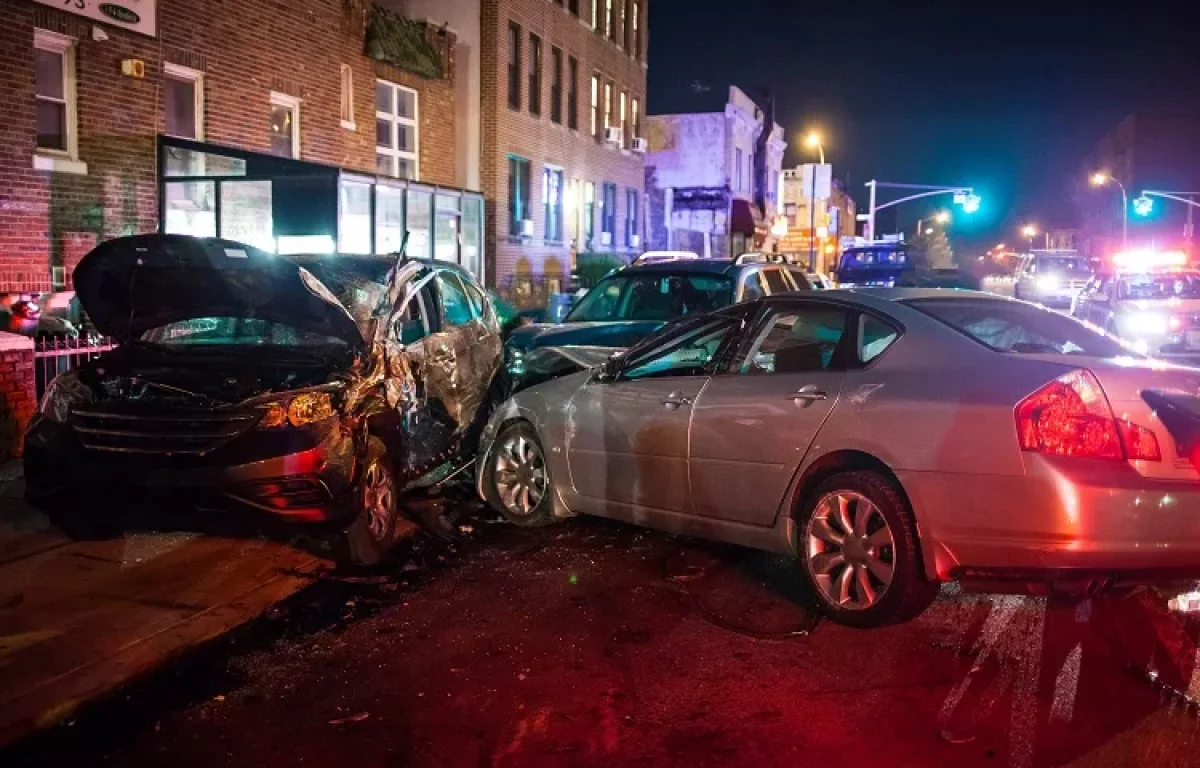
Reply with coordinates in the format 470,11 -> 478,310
32,335 -> 116,400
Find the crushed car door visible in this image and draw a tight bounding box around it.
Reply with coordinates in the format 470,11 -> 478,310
687,300 -> 850,526
441,269 -> 503,431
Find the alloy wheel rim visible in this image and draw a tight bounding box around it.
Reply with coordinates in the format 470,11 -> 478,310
364,461 -> 395,542
804,491 -> 895,611
493,433 -> 547,517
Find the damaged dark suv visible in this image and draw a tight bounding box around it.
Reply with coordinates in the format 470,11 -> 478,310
23,234 -> 503,565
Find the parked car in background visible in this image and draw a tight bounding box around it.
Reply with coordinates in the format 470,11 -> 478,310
807,273 -> 835,290
504,253 -> 807,387
479,288 -> 1200,627
25,234 -> 503,565
1013,250 -> 1092,307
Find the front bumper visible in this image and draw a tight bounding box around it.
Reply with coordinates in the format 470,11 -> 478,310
23,413 -> 361,526
901,454 -> 1200,588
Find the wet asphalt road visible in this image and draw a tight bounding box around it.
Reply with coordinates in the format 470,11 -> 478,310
7,510 -> 1200,768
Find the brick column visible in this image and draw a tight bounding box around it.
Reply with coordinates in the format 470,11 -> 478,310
0,332 -> 36,460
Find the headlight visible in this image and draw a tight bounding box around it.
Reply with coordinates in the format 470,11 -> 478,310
258,392 -> 335,428
37,373 -> 92,423
1036,275 -> 1060,291
505,346 -> 526,375
1126,311 -> 1169,336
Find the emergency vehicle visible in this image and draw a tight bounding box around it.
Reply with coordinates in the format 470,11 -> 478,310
1071,249 -> 1200,358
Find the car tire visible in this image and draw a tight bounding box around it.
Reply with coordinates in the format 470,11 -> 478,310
797,470 -> 937,628
46,503 -> 123,541
483,422 -> 557,528
334,437 -> 399,567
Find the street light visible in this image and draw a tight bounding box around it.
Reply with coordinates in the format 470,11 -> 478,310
805,133 -> 825,165
1090,171 -> 1128,248
1022,224 -> 1037,251
864,181 -> 978,242
915,210 -> 951,235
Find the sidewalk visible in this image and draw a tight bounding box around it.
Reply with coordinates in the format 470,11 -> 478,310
0,461 -> 326,746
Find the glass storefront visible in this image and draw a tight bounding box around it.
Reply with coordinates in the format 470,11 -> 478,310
160,136 -> 486,281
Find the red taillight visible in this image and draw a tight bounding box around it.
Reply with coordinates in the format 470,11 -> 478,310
1015,369 -> 1161,461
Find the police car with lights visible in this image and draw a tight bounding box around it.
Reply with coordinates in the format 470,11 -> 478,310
1072,249 -> 1200,358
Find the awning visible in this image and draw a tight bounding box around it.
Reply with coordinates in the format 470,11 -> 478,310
730,199 -> 766,236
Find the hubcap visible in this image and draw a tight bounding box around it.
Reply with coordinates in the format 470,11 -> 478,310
364,461 -> 396,542
804,491 -> 895,611
493,433 -> 547,517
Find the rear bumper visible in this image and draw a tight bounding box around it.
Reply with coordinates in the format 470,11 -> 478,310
23,414 -> 360,525
900,456 -> 1200,587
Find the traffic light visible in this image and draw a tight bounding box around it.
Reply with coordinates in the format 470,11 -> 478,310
1133,195 -> 1154,217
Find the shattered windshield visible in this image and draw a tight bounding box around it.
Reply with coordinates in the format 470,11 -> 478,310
564,273 -> 734,323
908,298 -> 1133,356
140,316 -> 351,347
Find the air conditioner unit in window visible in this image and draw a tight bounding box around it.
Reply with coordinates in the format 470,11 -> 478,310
605,127 -> 622,145
521,219 -> 535,237
631,137 -> 648,153
600,232 -> 612,246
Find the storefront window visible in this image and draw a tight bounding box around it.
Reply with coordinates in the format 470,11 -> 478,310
339,179 -> 372,254
164,181 -> 216,238
435,193 -> 460,264
407,188 -> 432,260
220,181 -> 274,252
461,196 -> 482,279
164,147 -> 245,178
375,185 -> 405,255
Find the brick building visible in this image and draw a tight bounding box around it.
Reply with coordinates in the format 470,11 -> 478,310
0,0 -> 485,300
1076,110 -> 1200,259
480,0 -> 648,307
0,0 -> 486,453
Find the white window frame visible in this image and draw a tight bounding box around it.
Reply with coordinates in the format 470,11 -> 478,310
339,64 -> 356,130
618,91 -> 627,148
269,91 -> 301,159
32,28 -> 86,175
376,79 -> 420,181
163,62 -> 205,141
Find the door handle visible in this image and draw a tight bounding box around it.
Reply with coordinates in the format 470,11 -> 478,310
788,385 -> 828,402
662,392 -> 693,410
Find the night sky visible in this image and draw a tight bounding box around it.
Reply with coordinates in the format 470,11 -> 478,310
646,0 -> 1200,249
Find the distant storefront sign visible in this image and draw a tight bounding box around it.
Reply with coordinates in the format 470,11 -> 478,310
34,0 -> 157,37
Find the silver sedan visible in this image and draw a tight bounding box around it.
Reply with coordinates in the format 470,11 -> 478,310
477,289 -> 1200,627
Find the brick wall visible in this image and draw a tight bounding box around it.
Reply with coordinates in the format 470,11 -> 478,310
0,334 -> 36,460
481,0 -> 648,305
0,0 -> 459,293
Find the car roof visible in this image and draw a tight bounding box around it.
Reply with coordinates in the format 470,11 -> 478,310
615,259 -> 740,276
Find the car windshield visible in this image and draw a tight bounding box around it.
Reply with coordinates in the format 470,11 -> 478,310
564,273 -> 734,323
1036,256 -> 1090,274
907,298 -> 1134,357
140,317 -> 350,348
1118,272 -> 1200,300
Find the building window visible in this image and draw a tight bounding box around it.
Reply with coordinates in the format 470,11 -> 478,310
633,0 -> 641,58
604,0 -> 614,40
544,167 -> 564,243
163,63 -> 204,140
584,182 -> 595,245
507,22 -> 521,110
528,34 -> 542,117
601,183 -> 617,244
618,91 -> 627,148
550,47 -> 563,124
339,64 -> 355,129
735,148 -> 743,192
508,155 -> 531,236
623,0 -> 632,49
269,92 -> 300,159
631,96 -> 640,140
569,0 -> 579,15
590,75 -> 600,138
567,57 -> 579,130
603,81 -> 612,135
626,188 -> 639,247
590,0 -> 599,29
376,80 -> 418,179
34,29 -> 77,157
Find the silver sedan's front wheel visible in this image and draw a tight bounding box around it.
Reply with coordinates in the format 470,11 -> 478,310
805,491 -> 894,611
485,423 -> 558,527
798,471 -> 937,627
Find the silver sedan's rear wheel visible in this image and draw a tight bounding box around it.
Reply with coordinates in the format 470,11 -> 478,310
485,423 -> 558,527
805,491 -> 895,611
799,470 -> 937,627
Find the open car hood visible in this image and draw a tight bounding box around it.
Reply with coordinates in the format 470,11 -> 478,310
73,235 -> 365,350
